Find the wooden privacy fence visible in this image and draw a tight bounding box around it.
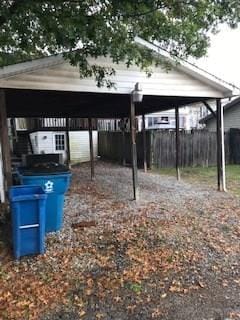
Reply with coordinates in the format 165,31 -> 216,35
98,130 -> 231,168
152,130 -> 230,168
98,131 -> 152,167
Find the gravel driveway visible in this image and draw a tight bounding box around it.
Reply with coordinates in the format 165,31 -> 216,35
1,161 -> 239,320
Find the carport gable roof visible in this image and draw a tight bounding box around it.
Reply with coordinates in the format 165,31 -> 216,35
0,38 -> 239,118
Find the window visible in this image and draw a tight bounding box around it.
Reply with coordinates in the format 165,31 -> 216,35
148,117 -> 153,127
160,116 -> 169,123
34,135 -> 38,147
55,134 -> 65,150
153,116 -> 169,125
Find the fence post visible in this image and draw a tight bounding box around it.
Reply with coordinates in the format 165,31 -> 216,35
149,130 -> 154,170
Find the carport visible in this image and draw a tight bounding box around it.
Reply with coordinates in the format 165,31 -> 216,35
0,38 -> 238,202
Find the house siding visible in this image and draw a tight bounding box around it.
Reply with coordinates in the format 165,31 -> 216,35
29,130 -> 98,163
0,57 -> 225,98
69,131 -> 98,163
30,131 -> 55,154
205,104 -> 240,132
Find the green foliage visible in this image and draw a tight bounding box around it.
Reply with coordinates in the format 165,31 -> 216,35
127,282 -> 143,294
0,1 -> 240,85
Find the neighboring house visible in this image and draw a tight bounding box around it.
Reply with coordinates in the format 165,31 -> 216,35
200,97 -> 240,132
142,110 -> 187,130
98,105 -> 208,132
12,118 -> 98,163
138,105 -> 208,131
98,119 -> 123,131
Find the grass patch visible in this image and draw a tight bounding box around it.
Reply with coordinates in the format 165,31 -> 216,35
126,282 -> 143,294
153,165 -> 240,196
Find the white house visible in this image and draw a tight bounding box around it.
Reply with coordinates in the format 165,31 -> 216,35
98,105 -> 208,132
29,130 -> 98,163
12,117 -> 98,164
138,105 -> 208,131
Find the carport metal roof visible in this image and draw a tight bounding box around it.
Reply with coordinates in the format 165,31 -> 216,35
0,37 -> 238,118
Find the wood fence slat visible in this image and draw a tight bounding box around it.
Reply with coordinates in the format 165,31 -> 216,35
98,130 -> 231,168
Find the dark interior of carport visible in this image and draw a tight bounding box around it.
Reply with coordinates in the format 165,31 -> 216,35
6,89 -> 205,118
0,87 -> 225,201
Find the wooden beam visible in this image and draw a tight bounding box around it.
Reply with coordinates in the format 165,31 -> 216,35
0,90 -> 12,196
202,101 -> 216,118
216,99 -> 226,191
88,118 -> 95,180
65,117 -> 71,167
121,118 -> 126,166
27,134 -> 34,154
175,106 -> 180,181
142,114 -> 147,173
130,98 -> 139,200
0,143 -> 5,203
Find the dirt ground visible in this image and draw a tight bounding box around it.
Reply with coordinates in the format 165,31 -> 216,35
0,161 -> 240,319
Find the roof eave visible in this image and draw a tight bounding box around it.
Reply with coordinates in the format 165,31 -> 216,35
0,55 -> 64,80
135,36 -> 240,98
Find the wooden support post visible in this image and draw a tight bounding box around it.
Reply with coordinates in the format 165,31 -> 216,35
0,90 -> 12,197
130,97 -> 139,200
0,143 -> 5,203
65,117 -> 71,167
27,134 -> 34,154
121,118 -> 126,166
175,106 -> 180,181
142,114 -> 147,173
88,118 -> 95,180
216,99 -> 226,191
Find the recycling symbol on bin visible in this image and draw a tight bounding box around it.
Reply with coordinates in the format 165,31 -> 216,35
44,180 -> 54,193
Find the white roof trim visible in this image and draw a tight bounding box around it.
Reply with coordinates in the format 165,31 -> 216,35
0,55 -> 64,79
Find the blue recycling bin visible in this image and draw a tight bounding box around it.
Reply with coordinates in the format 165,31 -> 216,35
9,185 -> 47,259
19,172 -> 71,233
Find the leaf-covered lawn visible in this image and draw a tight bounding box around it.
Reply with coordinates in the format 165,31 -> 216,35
0,162 -> 240,319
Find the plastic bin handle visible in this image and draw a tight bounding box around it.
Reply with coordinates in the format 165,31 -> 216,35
19,224 -> 39,229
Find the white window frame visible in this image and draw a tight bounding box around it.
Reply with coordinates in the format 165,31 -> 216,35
54,133 -> 65,151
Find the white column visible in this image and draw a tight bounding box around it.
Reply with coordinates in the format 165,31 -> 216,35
220,101 -> 226,191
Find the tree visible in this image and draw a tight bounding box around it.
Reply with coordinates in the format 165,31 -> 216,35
0,1 -> 240,86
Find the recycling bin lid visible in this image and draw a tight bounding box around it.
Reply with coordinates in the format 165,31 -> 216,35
20,162 -> 71,176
